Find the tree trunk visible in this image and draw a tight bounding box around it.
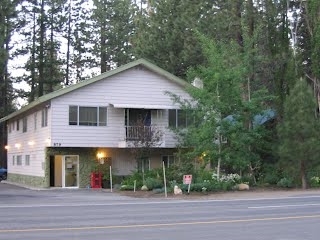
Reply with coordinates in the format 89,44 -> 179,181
300,160 -> 307,189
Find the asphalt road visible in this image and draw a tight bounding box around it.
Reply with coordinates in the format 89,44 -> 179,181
0,183 -> 320,240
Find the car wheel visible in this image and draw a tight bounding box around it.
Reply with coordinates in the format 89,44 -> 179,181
2,174 -> 7,180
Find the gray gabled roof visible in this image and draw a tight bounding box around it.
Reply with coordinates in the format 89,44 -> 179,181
0,59 -> 188,123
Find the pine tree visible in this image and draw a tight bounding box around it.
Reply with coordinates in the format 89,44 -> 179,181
132,0 -> 214,78
278,79 -> 320,189
0,0 -> 19,166
90,0 -> 136,73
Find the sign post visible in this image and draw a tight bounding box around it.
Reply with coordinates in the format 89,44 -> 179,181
162,161 -> 167,198
183,175 -> 192,194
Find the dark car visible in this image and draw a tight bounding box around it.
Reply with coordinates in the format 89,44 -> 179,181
0,167 -> 7,181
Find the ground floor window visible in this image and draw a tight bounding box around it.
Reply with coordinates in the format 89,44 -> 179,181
137,157 -> 150,172
162,155 -> 175,168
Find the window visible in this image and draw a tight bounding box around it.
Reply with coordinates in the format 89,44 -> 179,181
22,117 -> 27,132
12,156 -> 15,165
162,155 -> 175,168
25,155 -> 30,166
16,155 -> 22,166
69,106 -> 107,126
137,158 -> 150,172
79,106 -> 97,126
69,106 -> 78,125
16,120 -> 20,131
41,108 -> 48,127
34,113 -> 37,130
8,124 -> 11,133
168,109 -> 194,128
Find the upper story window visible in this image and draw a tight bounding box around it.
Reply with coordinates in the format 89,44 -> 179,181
162,155 -> 175,168
16,120 -> 20,131
168,109 -> 194,128
41,108 -> 48,127
69,106 -> 107,126
22,117 -> 28,132
34,113 -> 37,130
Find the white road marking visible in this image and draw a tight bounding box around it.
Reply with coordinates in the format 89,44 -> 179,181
249,203 -> 320,209
0,195 -> 320,208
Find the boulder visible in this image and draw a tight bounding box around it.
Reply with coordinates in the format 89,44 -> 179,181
237,183 -> 250,191
174,185 -> 182,195
141,185 -> 148,191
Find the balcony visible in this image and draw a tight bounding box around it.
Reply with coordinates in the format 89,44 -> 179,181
118,126 -> 165,148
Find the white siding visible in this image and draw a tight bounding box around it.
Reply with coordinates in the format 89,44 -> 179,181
7,107 -> 51,177
50,67 -> 191,148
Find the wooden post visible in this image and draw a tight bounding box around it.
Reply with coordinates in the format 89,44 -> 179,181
110,165 -> 113,192
163,161 -> 167,198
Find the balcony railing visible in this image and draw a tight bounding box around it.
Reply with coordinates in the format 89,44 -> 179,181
118,125 -> 166,148
126,126 -> 160,141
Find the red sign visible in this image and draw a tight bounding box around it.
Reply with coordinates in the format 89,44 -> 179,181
183,175 -> 192,184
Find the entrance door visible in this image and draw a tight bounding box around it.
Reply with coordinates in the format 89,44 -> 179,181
62,155 -> 79,188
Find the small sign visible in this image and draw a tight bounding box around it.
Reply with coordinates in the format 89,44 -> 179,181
183,175 -> 192,185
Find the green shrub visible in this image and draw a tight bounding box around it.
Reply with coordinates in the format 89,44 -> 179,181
121,171 -> 143,188
310,176 -> 320,188
145,177 -> 163,190
120,185 -> 134,191
277,177 -> 293,188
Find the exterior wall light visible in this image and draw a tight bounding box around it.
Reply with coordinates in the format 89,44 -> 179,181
15,143 -> 21,149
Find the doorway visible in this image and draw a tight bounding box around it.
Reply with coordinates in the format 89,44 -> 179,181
62,155 -> 79,188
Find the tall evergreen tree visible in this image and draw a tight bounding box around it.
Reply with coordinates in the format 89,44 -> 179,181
133,0 -> 216,78
278,79 -> 320,189
0,0 -> 19,166
90,0 -> 136,73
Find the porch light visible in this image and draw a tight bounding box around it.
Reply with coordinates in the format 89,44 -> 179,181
97,152 -> 105,164
28,141 -> 35,146
15,143 -> 21,149
4,145 -> 10,150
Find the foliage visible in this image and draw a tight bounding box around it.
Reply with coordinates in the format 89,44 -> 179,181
120,171 -> 144,189
90,0 -> 136,72
172,34 -> 273,180
277,79 -> 320,189
144,177 -> 163,190
309,176 -> 320,188
276,177 -> 294,188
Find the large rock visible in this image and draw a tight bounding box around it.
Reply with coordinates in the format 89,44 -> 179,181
141,185 -> 149,191
236,183 -> 250,191
174,185 -> 182,195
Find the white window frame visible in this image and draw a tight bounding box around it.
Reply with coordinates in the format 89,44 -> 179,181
69,106 -> 107,126
25,155 -> 30,166
34,113 -> 37,130
22,117 -> 27,132
16,155 -> 22,166
41,108 -> 48,127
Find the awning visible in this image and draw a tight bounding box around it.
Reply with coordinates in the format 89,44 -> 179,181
110,103 -> 179,109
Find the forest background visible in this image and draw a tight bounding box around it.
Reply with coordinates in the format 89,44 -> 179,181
1,0 -> 320,189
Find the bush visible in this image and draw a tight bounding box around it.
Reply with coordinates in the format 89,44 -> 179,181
145,177 -> 163,190
121,171 -> 143,189
310,176 -> 320,188
277,177 -> 293,188
120,185 -> 134,191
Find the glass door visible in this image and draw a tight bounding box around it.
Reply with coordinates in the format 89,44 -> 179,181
63,155 -> 79,188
